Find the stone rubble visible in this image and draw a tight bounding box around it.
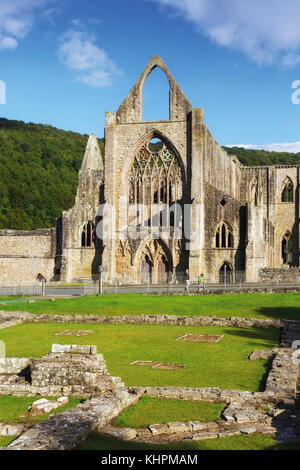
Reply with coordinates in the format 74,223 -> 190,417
28,397 -> 69,415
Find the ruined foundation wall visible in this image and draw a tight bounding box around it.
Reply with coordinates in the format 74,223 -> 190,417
0,229 -> 56,285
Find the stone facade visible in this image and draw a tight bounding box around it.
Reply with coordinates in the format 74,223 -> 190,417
1,56 -> 300,285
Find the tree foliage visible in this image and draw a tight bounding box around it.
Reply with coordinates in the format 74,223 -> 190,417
0,118 -> 104,230
223,146 -> 300,166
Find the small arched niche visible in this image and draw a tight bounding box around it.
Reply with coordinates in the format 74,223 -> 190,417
142,66 -> 170,122
281,178 -> 294,203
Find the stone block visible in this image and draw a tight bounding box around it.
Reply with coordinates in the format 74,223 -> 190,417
148,424 -> 170,435
167,422 -> 192,434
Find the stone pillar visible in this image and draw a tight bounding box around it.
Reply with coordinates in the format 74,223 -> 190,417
103,112 -> 117,281
188,108 -> 205,280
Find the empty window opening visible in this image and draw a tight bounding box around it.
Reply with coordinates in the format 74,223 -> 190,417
281,181 -> 294,202
215,222 -> 233,248
149,138 -> 163,153
142,67 -> 170,122
81,221 -> 95,247
219,262 -> 233,283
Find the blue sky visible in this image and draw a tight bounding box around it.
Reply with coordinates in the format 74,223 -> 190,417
1,0 -> 300,151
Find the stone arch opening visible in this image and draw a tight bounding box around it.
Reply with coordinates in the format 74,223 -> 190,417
142,66 -> 170,122
281,178 -> 294,202
81,221 -> 95,247
215,222 -> 233,248
135,238 -> 173,284
141,255 -> 153,284
219,262 -> 233,284
281,231 -> 292,264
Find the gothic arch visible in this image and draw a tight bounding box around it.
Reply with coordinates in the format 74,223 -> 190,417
81,221 -> 95,247
133,237 -> 173,268
134,238 -> 173,284
281,177 -> 294,202
116,56 -> 192,124
218,261 -> 234,283
121,128 -> 186,187
215,222 -> 234,248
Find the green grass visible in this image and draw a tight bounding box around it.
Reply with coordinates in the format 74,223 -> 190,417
0,395 -> 82,425
0,293 -> 299,320
114,396 -> 225,428
0,436 -> 17,448
0,322 -> 279,390
80,432 -> 300,451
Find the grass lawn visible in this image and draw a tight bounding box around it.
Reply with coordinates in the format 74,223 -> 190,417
114,396 -> 225,428
80,432 -> 300,451
0,395 -> 82,425
0,436 -> 16,448
0,322 -> 279,390
0,293 -> 299,320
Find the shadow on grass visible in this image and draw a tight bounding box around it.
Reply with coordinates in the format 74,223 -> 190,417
258,359 -> 274,392
79,432 -> 300,451
254,307 -> 300,322
223,327 -> 279,345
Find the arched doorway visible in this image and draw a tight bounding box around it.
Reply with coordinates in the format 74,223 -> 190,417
141,256 -> 152,284
219,262 -> 233,284
157,256 -> 169,284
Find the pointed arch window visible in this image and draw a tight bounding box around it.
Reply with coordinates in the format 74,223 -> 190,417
81,221 -> 95,247
216,222 -> 234,248
281,179 -> 294,202
128,136 -> 183,228
281,231 -> 292,264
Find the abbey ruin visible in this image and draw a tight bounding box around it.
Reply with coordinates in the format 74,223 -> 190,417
0,56 -> 299,285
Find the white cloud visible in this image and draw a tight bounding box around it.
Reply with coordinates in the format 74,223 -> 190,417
226,142 -> 300,153
151,0 -> 300,66
58,30 -> 121,87
0,0 -> 56,50
0,37 -> 18,51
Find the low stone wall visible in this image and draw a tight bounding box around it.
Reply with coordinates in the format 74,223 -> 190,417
265,349 -> 299,403
259,267 -> 300,283
102,419 -> 277,444
4,388 -> 143,450
133,387 -> 281,407
0,311 -> 282,329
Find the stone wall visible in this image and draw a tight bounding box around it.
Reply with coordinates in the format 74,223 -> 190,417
0,229 -> 56,286
0,310 -> 282,329
4,388 -> 142,450
259,267 -> 300,283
